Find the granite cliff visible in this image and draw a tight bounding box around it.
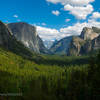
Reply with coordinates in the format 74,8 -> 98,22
50,27 -> 100,56
8,22 -> 48,54
68,27 -> 100,56
0,21 -> 33,58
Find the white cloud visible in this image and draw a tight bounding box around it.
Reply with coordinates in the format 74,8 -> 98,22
65,19 -> 71,22
36,19 -> 100,41
91,12 -> 100,19
47,0 -> 94,6
47,0 -> 94,20
52,10 -> 60,16
42,23 -> 46,26
37,0 -> 99,41
64,4 -> 93,19
36,26 -> 60,40
60,22 -> 88,37
60,20 -> 100,37
13,15 -> 18,18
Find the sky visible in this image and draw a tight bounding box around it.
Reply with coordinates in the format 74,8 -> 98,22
0,0 -> 100,41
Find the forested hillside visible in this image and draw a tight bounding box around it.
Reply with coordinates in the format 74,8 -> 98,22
0,46 -> 100,100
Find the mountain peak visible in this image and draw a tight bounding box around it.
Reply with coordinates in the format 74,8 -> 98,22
80,27 -> 99,40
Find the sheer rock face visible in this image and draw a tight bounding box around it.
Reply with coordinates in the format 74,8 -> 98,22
82,35 -> 100,54
8,22 -> 48,54
92,35 -> 100,50
8,22 -> 40,53
68,27 -> 100,56
68,36 -> 85,56
0,21 -> 33,57
82,41 -> 92,54
80,27 -> 99,40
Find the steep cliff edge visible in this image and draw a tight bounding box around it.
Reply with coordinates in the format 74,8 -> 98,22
8,22 -> 48,54
68,36 -> 85,56
68,27 -> 100,56
0,21 -> 33,58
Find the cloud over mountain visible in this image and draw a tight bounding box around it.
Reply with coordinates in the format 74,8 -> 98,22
37,19 -> 100,41
91,12 -> 100,19
36,26 -> 60,40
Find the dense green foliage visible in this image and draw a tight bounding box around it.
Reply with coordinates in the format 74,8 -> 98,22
34,54 -> 89,66
0,47 -> 100,100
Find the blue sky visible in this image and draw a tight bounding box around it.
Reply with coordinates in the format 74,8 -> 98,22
0,0 -> 74,29
0,0 -> 100,41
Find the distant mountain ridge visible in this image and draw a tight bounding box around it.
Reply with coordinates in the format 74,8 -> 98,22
50,36 -> 72,55
50,27 -> 100,56
43,40 -> 54,49
1,20 -> 100,56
